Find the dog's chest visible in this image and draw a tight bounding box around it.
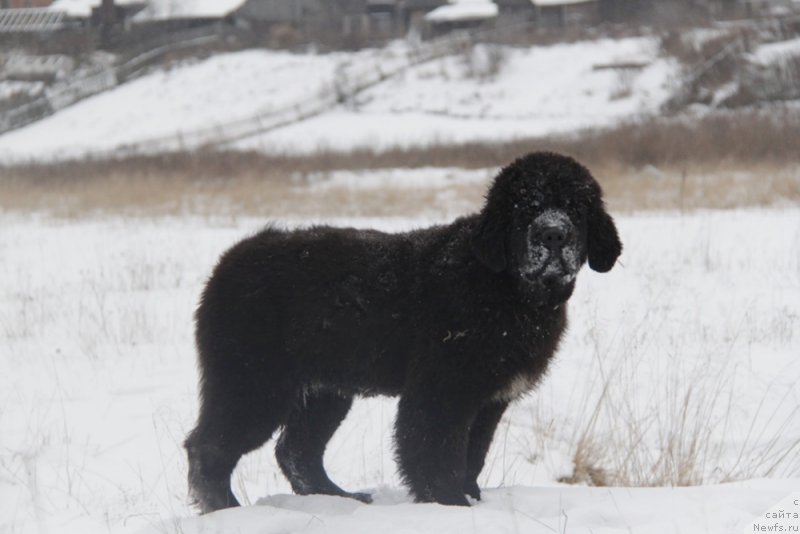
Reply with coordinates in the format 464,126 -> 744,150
490,308 -> 566,402
492,371 -> 542,402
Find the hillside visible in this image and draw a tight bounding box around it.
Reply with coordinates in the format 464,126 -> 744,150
0,37 -> 677,162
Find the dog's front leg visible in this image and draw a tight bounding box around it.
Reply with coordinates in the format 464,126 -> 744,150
393,379 -> 478,506
464,400 -> 508,500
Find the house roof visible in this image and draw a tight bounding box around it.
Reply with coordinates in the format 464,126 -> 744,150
134,0 -> 246,21
49,0 -> 245,19
49,0 -> 145,18
425,0 -> 498,23
530,0 -> 595,6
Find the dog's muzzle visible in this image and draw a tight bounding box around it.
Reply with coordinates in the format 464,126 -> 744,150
521,210 -> 579,284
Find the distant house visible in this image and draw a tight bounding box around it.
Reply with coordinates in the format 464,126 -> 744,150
130,0 -> 244,33
393,0 -> 448,36
42,0 -> 244,32
424,0 -> 498,34
493,0 -> 535,21
234,0 -> 447,43
49,0 -> 147,26
531,0 -> 596,28
134,0 -> 245,25
494,0 -> 600,28
234,0 -> 368,46
234,0 -> 336,28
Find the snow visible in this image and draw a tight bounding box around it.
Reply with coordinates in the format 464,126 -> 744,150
239,38 -> 675,154
425,0 -> 499,23
0,199 -> 798,534
750,36 -> 800,65
0,37 -> 677,162
50,0 -> 245,19
50,0 -> 145,18
0,80 -> 43,100
532,0 -> 596,6
141,482 -> 799,534
0,49 -> 343,161
134,0 -> 246,21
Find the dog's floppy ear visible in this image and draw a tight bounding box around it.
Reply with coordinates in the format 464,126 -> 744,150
471,203 -> 507,273
587,201 -> 622,273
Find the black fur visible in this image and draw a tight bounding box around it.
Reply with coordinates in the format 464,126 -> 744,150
184,151 -> 622,512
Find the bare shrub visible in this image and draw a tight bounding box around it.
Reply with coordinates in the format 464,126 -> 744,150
738,52 -> 800,104
461,43 -> 509,81
554,311 -> 800,487
659,29 -> 739,65
659,28 -> 749,109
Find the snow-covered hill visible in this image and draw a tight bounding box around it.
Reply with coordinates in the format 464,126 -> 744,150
0,37 -> 677,162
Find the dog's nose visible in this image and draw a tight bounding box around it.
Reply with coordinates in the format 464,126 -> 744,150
542,227 -> 567,250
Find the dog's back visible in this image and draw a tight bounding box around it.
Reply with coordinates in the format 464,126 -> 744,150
196,224 -> 429,397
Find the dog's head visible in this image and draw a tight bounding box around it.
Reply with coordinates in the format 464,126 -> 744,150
471,152 -> 622,305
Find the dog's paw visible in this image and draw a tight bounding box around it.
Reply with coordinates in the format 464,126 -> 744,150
348,491 -> 373,504
463,480 -> 481,501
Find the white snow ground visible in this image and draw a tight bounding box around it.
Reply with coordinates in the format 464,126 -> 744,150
238,38 -> 675,154
0,37 -> 677,162
0,196 -> 798,534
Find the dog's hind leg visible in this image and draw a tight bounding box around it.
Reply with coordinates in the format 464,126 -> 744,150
185,379 -> 293,513
275,389 -> 372,503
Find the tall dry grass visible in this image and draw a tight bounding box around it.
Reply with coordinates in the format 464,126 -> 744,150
555,334 -> 800,488
1,108 -> 798,216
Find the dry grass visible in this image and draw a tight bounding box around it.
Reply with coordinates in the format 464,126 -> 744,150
549,314 -> 800,488
1,109 -> 798,217
557,359 -> 800,488
600,162 -> 800,213
0,168 -> 481,218
0,160 -> 795,219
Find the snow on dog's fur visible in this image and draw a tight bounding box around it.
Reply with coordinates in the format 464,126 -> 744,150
184,152 -> 622,512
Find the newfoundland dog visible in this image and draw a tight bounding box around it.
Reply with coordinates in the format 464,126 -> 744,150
185,151 -> 622,512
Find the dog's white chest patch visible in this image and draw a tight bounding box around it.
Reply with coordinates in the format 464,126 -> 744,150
493,372 -> 539,402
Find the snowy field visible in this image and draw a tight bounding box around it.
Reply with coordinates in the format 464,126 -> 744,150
1,201 -> 798,534
236,38 -> 674,155
0,37 -> 676,162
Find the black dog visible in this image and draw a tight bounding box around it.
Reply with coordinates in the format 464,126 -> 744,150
185,151 -> 622,512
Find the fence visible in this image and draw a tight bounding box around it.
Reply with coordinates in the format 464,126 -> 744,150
0,25 -> 224,135
1,19 -> 532,149
0,8 -> 65,33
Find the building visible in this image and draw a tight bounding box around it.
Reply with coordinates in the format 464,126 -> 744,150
493,0 -> 536,22
1,0 -> 52,7
234,0 -> 447,43
424,0 -> 498,34
531,0 -> 597,27
48,0 -> 147,25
